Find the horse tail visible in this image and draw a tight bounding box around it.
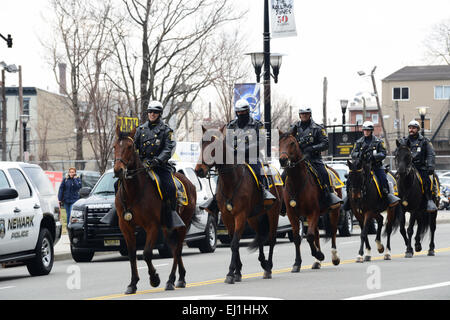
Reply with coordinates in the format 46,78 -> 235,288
248,213 -> 270,251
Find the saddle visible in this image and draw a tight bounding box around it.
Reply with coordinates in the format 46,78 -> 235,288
245,163 -> 284,190
147,169 -> 188,206
304,162 -> 344,191
415,172 -> 440,197
369,171 -> 399,199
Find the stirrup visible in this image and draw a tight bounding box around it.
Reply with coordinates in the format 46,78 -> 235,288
386,193 -> 400,207
328,192 -> 342,209
170,210 -> 185,229
426,200 -> 437,213
263,188 -> 276,206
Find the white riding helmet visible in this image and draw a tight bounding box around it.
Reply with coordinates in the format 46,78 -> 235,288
299,107 -> 312,114
147,100 -> 163,113
407,120 -> 420,129
362,121 -> 374,131
234,99 -> 250,112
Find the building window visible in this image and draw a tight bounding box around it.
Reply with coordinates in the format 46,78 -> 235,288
393,87 -> 409,100
355,114 -> 363,125
23,98 -> 30,115
371,113 -> 379,124
414,118 -> 431,131
434,85 -> 450,100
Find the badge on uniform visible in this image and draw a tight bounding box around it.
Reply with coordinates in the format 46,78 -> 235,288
321,129 -> 327,136
155,139 -> 161,146
417,147 -> 421,152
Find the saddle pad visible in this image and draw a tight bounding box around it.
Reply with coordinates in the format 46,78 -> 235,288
262,164 -> 284,188
148,170 -> 188,206
326,167 -> 344,190
245,163 -> 260,189
370,171 -> 383,199
386,172 -> 399,196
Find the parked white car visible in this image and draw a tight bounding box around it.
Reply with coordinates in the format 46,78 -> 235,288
0,162 -> 61,276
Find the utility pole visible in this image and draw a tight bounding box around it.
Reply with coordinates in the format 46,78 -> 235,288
394,101 -> 401,139
1,69 -> 6,161
19,66 -> 23,161
370,66 -> 391,154
322,77 -> 327,126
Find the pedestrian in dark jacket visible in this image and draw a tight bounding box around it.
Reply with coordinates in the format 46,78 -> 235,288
58,167 -> 82,225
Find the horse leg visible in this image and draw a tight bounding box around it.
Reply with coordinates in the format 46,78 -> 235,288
374,213 -> 384,255
398,207 -> 409,256
357,214 -> 370,263
176,228 -> 188,288
288,210 -> 302,273
225,213 -> 245,284
428,212 -> 437,256
306,214 -> 324,268
163,228 -> 181,291
414,213 -> 423,252
329,208 -> 341,266
119,220 -> 140,294
406,213 -> 415,257
384,208 -> 396,260
142,225 -> 161,289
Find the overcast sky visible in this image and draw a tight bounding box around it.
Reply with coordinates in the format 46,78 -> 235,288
1,0 -> 450,123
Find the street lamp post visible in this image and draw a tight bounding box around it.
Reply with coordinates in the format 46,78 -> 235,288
246,0 -> 283,159
340,99 -> 348,133
418,107 -> 427,136
20,114 -> 30,162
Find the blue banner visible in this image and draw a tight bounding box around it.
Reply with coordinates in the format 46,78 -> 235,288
233,83 -> 261,121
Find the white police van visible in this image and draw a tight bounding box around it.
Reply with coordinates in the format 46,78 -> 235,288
0,162 -> 62,276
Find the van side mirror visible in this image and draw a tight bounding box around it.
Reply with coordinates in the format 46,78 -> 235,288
79,187 -> 92,198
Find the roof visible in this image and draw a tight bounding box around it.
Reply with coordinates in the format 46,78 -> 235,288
382,65 -> 450,82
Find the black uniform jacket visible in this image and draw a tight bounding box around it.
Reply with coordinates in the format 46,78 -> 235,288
290,120 -> 328,163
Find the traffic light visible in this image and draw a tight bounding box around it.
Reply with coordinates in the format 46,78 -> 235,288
0,33 -> 13,48
6,34 -> 12,48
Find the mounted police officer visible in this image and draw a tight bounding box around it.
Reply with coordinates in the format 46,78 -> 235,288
350,121 -> 399,206
200,99 -> 275,214
397,120 -> 437,212
133,100 -> 185,229
290,107 -> 341,208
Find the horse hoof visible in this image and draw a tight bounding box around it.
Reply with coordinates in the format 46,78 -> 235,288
312,262 -> 321,269
377,245 -> 385,254
224,275 -> 235,284
234,274 -> 242,282
384,254 -> 391,260
332,258 -> 341,266
356,256 -> 364,263
176,280 -> 186,288
263,271 -> 272,279
150,273 -> 160,288
428,250 -> 435,256
415,244 -> 422,252
125,285 -> 137,295
364,255 -> 371,262
315,251 -> 325,261
291,265 -> 301,273
165,282 -> 175,291
405,252 -> 413,258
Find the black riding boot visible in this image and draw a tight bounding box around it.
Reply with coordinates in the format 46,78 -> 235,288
259,175 -> 276,206
325,185 -> 342,209
425,191 -> 438,212
382,187 -> 400,207
100,207 -> 118,226
163,200 -> 185,230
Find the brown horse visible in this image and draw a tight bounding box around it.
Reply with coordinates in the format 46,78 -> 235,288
195,126 -> 283,284
278,131 -> 341,271
113,125 -> 197,294
347,158 -> 407,262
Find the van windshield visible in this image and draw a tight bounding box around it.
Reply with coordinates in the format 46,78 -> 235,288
92,172 -> 117,195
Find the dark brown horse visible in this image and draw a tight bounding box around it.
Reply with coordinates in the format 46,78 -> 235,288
395,140 -> 438,257
347,158 -> 407,262
113,125 -> 197,294
278,131 -> 341,271
195,126 -> 283,284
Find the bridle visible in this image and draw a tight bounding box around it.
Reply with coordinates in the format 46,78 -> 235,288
114,136 -> 146,180
279,135 -> 306,169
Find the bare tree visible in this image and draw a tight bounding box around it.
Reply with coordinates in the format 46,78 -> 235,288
424,18 -> 450,65
122,0 -> 245,124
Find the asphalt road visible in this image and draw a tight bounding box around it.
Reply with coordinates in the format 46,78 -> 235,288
1,223 -> 450,301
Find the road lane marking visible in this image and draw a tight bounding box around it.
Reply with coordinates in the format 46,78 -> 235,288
86,246 -> 450,300
138,263 -> 168,270
0,286 -> 15,290
344,281 -> 450,300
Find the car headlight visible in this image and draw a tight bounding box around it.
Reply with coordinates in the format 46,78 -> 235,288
70,208 -> 84,224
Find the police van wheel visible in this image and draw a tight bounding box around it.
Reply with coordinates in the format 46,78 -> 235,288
27,228 -> 54,276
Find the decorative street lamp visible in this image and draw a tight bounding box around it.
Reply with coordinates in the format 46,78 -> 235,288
340,99 -> 348,133
418,106 -> 428,136
245,0 -> 284,159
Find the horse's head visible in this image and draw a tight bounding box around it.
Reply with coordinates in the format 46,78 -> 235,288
278,129 -> 303,169
195,125 -> 225,178
395,139 -> 412,175
113,124 -> 138,179
347,159 -> 364,198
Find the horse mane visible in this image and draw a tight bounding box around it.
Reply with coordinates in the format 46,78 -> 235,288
118,131 -> 132,140
279,132 -> 294,140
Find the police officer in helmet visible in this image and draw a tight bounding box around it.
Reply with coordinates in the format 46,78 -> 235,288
133,100 -> 185,229
351,121 -> 399,206
290,107 -> 342,208
397,120 -> 437,212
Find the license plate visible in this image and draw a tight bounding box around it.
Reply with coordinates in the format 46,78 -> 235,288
217,229 -> 228,235
104,239 -> 120,247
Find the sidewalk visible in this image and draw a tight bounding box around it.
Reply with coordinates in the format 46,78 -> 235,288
53,210 -> 450,262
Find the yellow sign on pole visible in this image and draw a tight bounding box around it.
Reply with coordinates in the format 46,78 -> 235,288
117,116 -> 139,132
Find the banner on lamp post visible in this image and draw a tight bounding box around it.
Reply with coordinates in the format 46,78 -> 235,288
270,0 -> 297,38
233,83 -> 261,121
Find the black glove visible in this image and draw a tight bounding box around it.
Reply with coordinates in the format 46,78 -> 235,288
302,146 -> 313,154
427,168 -> 434,175
151,158 -> 162,167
